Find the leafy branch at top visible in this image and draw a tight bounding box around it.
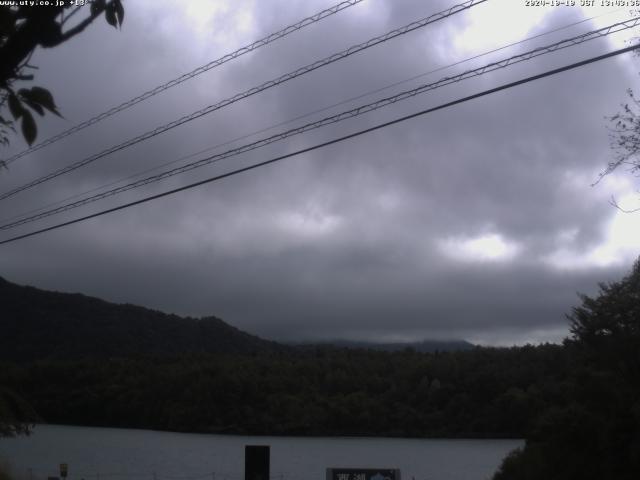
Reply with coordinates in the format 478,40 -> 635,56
0,0 -> 124,153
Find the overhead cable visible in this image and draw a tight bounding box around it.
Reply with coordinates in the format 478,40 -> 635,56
0,0 -> 487,201
1,0 -> 366,166
2,6 -> 623,226
2,16 -> 638,231
1,43 -> 637,246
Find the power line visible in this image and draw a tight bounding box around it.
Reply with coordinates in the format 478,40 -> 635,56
1,44 -> 637,246
1,0 -> 366,166
2,17 -> 637,231
0,0 -> 487,202
2,7 -> 624,226
4,16 -> 637,228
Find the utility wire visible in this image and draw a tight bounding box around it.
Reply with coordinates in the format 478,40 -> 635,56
1,44 -> 637,246
0,0 -> 487,202
1,6 -> 624,226
1,0 -> 365,166
2,17 -> 638,231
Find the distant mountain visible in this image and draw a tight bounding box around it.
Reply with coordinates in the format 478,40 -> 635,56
0,276 -> 281,361
290,339 -> 475,352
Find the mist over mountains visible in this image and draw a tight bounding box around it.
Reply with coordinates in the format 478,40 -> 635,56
0,276 -> 471,361
290,339 -> 474,352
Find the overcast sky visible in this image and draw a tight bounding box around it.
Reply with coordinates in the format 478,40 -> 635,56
1,0 -> 639,345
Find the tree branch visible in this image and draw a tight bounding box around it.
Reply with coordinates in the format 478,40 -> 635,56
58,3 -> 110,43
609,195 -> 640,213
60,5 -> 83,27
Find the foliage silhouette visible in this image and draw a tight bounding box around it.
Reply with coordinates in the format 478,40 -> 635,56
493,259 -> 640,479
0,1 -> 124,149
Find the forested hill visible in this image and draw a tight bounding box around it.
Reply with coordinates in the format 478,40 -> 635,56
0,276 -> 281,360
2,261 -> 639,478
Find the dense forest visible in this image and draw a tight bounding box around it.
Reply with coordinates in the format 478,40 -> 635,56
0,344 -> 569,438
0,275 -> 568,439
1,260 -> 639,478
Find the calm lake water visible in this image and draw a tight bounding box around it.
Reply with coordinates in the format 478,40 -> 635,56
0,425 -> 521,480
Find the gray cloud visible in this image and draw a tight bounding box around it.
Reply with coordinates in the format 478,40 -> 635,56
1,0 -> 638,345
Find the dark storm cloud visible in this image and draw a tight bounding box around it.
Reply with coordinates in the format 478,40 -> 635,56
1,0 -> 638,345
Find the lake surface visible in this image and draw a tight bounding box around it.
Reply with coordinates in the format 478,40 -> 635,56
0,425 -> 521,480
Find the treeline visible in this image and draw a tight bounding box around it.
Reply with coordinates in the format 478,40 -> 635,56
0,344 -> 570,438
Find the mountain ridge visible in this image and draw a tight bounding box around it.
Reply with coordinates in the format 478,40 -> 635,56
1,276 -> 473,360
0,275 -> 281,360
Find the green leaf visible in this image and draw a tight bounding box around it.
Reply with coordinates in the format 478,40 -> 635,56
105,4 -> 117,28
23,99 -> 44,116
20,109 -> 37,146
8,93 -> 23,119
114,0 -> 124,27
18,90 -> 45,116
21,87 -> 62,117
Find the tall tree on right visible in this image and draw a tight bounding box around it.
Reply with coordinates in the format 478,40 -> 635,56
493,259 -> 640,480
603,89 -> 640,212
601,37 -> 640,212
